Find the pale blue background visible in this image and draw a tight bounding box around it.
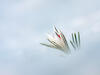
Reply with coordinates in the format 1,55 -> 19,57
0,0 -> 100,75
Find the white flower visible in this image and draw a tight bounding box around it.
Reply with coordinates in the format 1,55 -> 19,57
40,26 -> 69,53
40,26 -> 80,53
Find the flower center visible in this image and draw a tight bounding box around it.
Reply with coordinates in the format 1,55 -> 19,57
57,34 -> 61,39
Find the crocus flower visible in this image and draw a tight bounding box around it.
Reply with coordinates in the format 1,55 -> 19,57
40,26 -> 69,53
40,26 -> 80,53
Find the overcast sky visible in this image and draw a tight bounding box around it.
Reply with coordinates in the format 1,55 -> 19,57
0,0 -> 100,75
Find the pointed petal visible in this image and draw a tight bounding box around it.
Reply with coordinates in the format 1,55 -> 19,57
53,25 -> 58,32
40,43 -> 55,48
74,33 -> 78,47
70,41 -> 76,50
72,33 -> 75,44
59,30 -> 69,50
47,39 -> 62,50
78,32 -> 80,47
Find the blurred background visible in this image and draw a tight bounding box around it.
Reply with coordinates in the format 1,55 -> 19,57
0,0 -> 100,75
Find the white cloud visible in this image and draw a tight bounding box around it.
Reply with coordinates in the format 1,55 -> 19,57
0,64 -> 17,75
71,10 -> 100,31
80,63 -> 100,75
4,0 -> 46,16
